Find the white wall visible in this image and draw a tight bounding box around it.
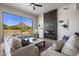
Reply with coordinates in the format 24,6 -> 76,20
38,14 -> 44,38
0,5 -> 38,42
58,4 -> 79,39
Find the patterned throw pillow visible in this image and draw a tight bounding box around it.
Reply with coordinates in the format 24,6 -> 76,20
51,40 -> 64,51
12,39 -> 22,49
10,37 -> 22,53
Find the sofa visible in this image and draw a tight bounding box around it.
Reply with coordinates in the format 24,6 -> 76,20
41,33 -> 79,56
11,44 -> 38,56
4,35 -> 39,56
0,43 -> 5,56
41,46 -> 66,56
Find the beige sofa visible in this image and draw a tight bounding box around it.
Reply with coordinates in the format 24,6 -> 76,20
41,34 -> 79,56
41,46 -> 66,56
0,43 -> 38,56
4,41 -> 39,56
4,35 -> 39,56
11,44 -> 39,56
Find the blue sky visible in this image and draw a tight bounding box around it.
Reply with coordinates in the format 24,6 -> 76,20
22,17 -> 32,27
3,12 -> 32,27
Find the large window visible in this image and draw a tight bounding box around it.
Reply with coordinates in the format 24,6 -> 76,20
3,12 -> 32,35
22,17 -> 32,33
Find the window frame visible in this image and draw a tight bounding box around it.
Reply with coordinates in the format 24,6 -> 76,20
2,12 -> 33,35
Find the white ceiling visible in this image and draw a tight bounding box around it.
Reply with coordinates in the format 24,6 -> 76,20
1,3 -> 71,16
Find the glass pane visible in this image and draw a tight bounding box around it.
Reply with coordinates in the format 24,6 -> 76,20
3,12 -> 21,35
22,17 -> 32,34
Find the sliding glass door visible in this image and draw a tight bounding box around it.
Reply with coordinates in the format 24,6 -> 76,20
22,17 -> 32,34
3,12 -> 21,35
3,12 -> 33,36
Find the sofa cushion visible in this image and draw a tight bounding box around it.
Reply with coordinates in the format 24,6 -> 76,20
41,47 -> 66,56
51,40 -> 64,51
61,35 -> 79,56
77,54 -> 79,56
11,44 -> 38,56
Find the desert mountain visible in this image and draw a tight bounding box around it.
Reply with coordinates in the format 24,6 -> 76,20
3,23 -> 32,30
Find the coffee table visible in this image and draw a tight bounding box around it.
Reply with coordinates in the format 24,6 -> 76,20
25,37 -> 45,47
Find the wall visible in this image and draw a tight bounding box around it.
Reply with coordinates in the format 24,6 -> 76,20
58,4 -> 79,39
0,5 -> 38,42
38,14 -> 44,38
0,10 -> 3,42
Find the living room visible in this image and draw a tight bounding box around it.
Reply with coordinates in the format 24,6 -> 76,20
0,3 -> 79,56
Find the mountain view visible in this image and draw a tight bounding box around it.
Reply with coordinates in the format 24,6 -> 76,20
3,23 -> 32,34
3,12 -> 32,34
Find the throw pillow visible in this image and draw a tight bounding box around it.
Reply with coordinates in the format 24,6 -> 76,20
12,38 -> 22,49
62,36 -> 69,42
21,39 -> 30,47
61,35 -> 79,56
51,40 -> 64,51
